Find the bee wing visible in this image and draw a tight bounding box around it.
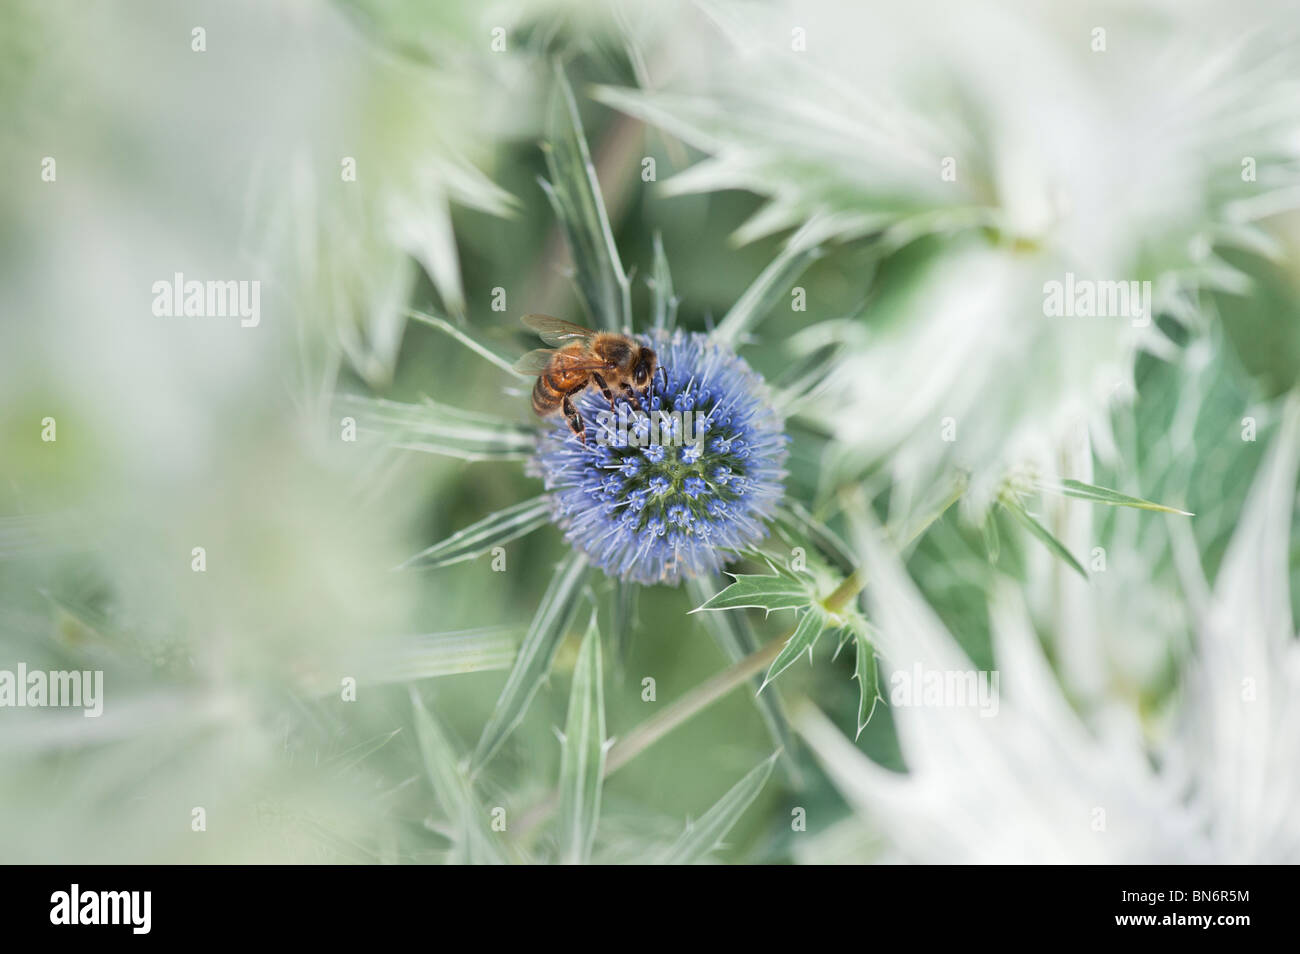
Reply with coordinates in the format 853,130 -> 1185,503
513,349 -> 613,376
513,349 -> 559,375
521,313 -> 597,347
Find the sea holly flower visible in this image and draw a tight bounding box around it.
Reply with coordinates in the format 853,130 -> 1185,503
531,329 -> 788,585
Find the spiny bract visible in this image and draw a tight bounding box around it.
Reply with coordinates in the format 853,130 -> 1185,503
532,329 -> 787,585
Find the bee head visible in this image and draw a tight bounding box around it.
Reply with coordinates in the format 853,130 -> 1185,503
633,347 -> 657,390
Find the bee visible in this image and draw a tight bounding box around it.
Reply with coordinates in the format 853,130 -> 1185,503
514,314 -> 657,442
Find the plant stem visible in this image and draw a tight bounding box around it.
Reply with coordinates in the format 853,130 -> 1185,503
516,630 -> 787,841
824,568 -> 865,613
604,633 -> 786,777
606,563 -> 875,778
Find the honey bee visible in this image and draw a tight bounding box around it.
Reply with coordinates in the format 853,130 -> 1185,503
514,314 -> 657,442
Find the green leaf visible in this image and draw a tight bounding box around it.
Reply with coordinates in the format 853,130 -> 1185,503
472,551 -> 590,771
407,309 -> 528,379
686,576 -> 802,785
336,394 -> 535,462
1038,479 -> 1194,516
592,64 -> 987,251
649,231 -> 678,334
772,341 -> 843,412
851,626 -> 882,739
401,496 -> 551,569
610,580 -> 639,674
659,753 -> 779,864
409,689 -> 507,864
541,64 -> 631,332
1001,497 -> 1088,580
887,475 -> 967,551
690,573 -> 812,614
761,604 -> 829,691
358,627 -> 519,684
336,393 -> 533,434
556,614 -> 607,865
712,226 -> 823,348
980,509 -> 1001,564
774,502 -> 856,574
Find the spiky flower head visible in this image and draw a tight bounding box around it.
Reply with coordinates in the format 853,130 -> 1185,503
532,328 -> 787,585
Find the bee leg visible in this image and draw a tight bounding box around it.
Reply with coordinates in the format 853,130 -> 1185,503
562,393 -> 586,443
620,383 -> 643,412
641,366 -> 665,407
591,372 -> 617,410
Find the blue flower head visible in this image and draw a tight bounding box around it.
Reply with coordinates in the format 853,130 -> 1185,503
532,329 -> 787,585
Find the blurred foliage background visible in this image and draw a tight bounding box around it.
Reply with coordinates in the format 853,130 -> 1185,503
2,0 -> 1299,863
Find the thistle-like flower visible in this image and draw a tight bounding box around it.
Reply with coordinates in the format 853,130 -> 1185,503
532,329 -> 787,585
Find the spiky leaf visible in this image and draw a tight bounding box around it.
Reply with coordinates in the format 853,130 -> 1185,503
775,502 -> 856,574
407,309 -> 528,379
410,689 -> 506,864
650,231 -> 678,333
556,614 -> 607,865
1001,497 -> 1088,580
1039,479 -> 1194,516
712,225 -> 823,348
473,552 -> 590,770
360,627 -> 519,684
337,394 -> 535,462
401,496 -> 550,569
851,625 -> 882,739
611,580 -> 639,673
761,604 -> 829,690
659,753 -> 779,864
541,64 -> 631,332
691,574 -> 812,614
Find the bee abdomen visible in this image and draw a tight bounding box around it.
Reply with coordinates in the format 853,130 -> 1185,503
532,374 -> 561,415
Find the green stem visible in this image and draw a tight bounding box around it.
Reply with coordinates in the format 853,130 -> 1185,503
824,568 -> 865,614
516,630 -> 788,841
604,635 -> 786,777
